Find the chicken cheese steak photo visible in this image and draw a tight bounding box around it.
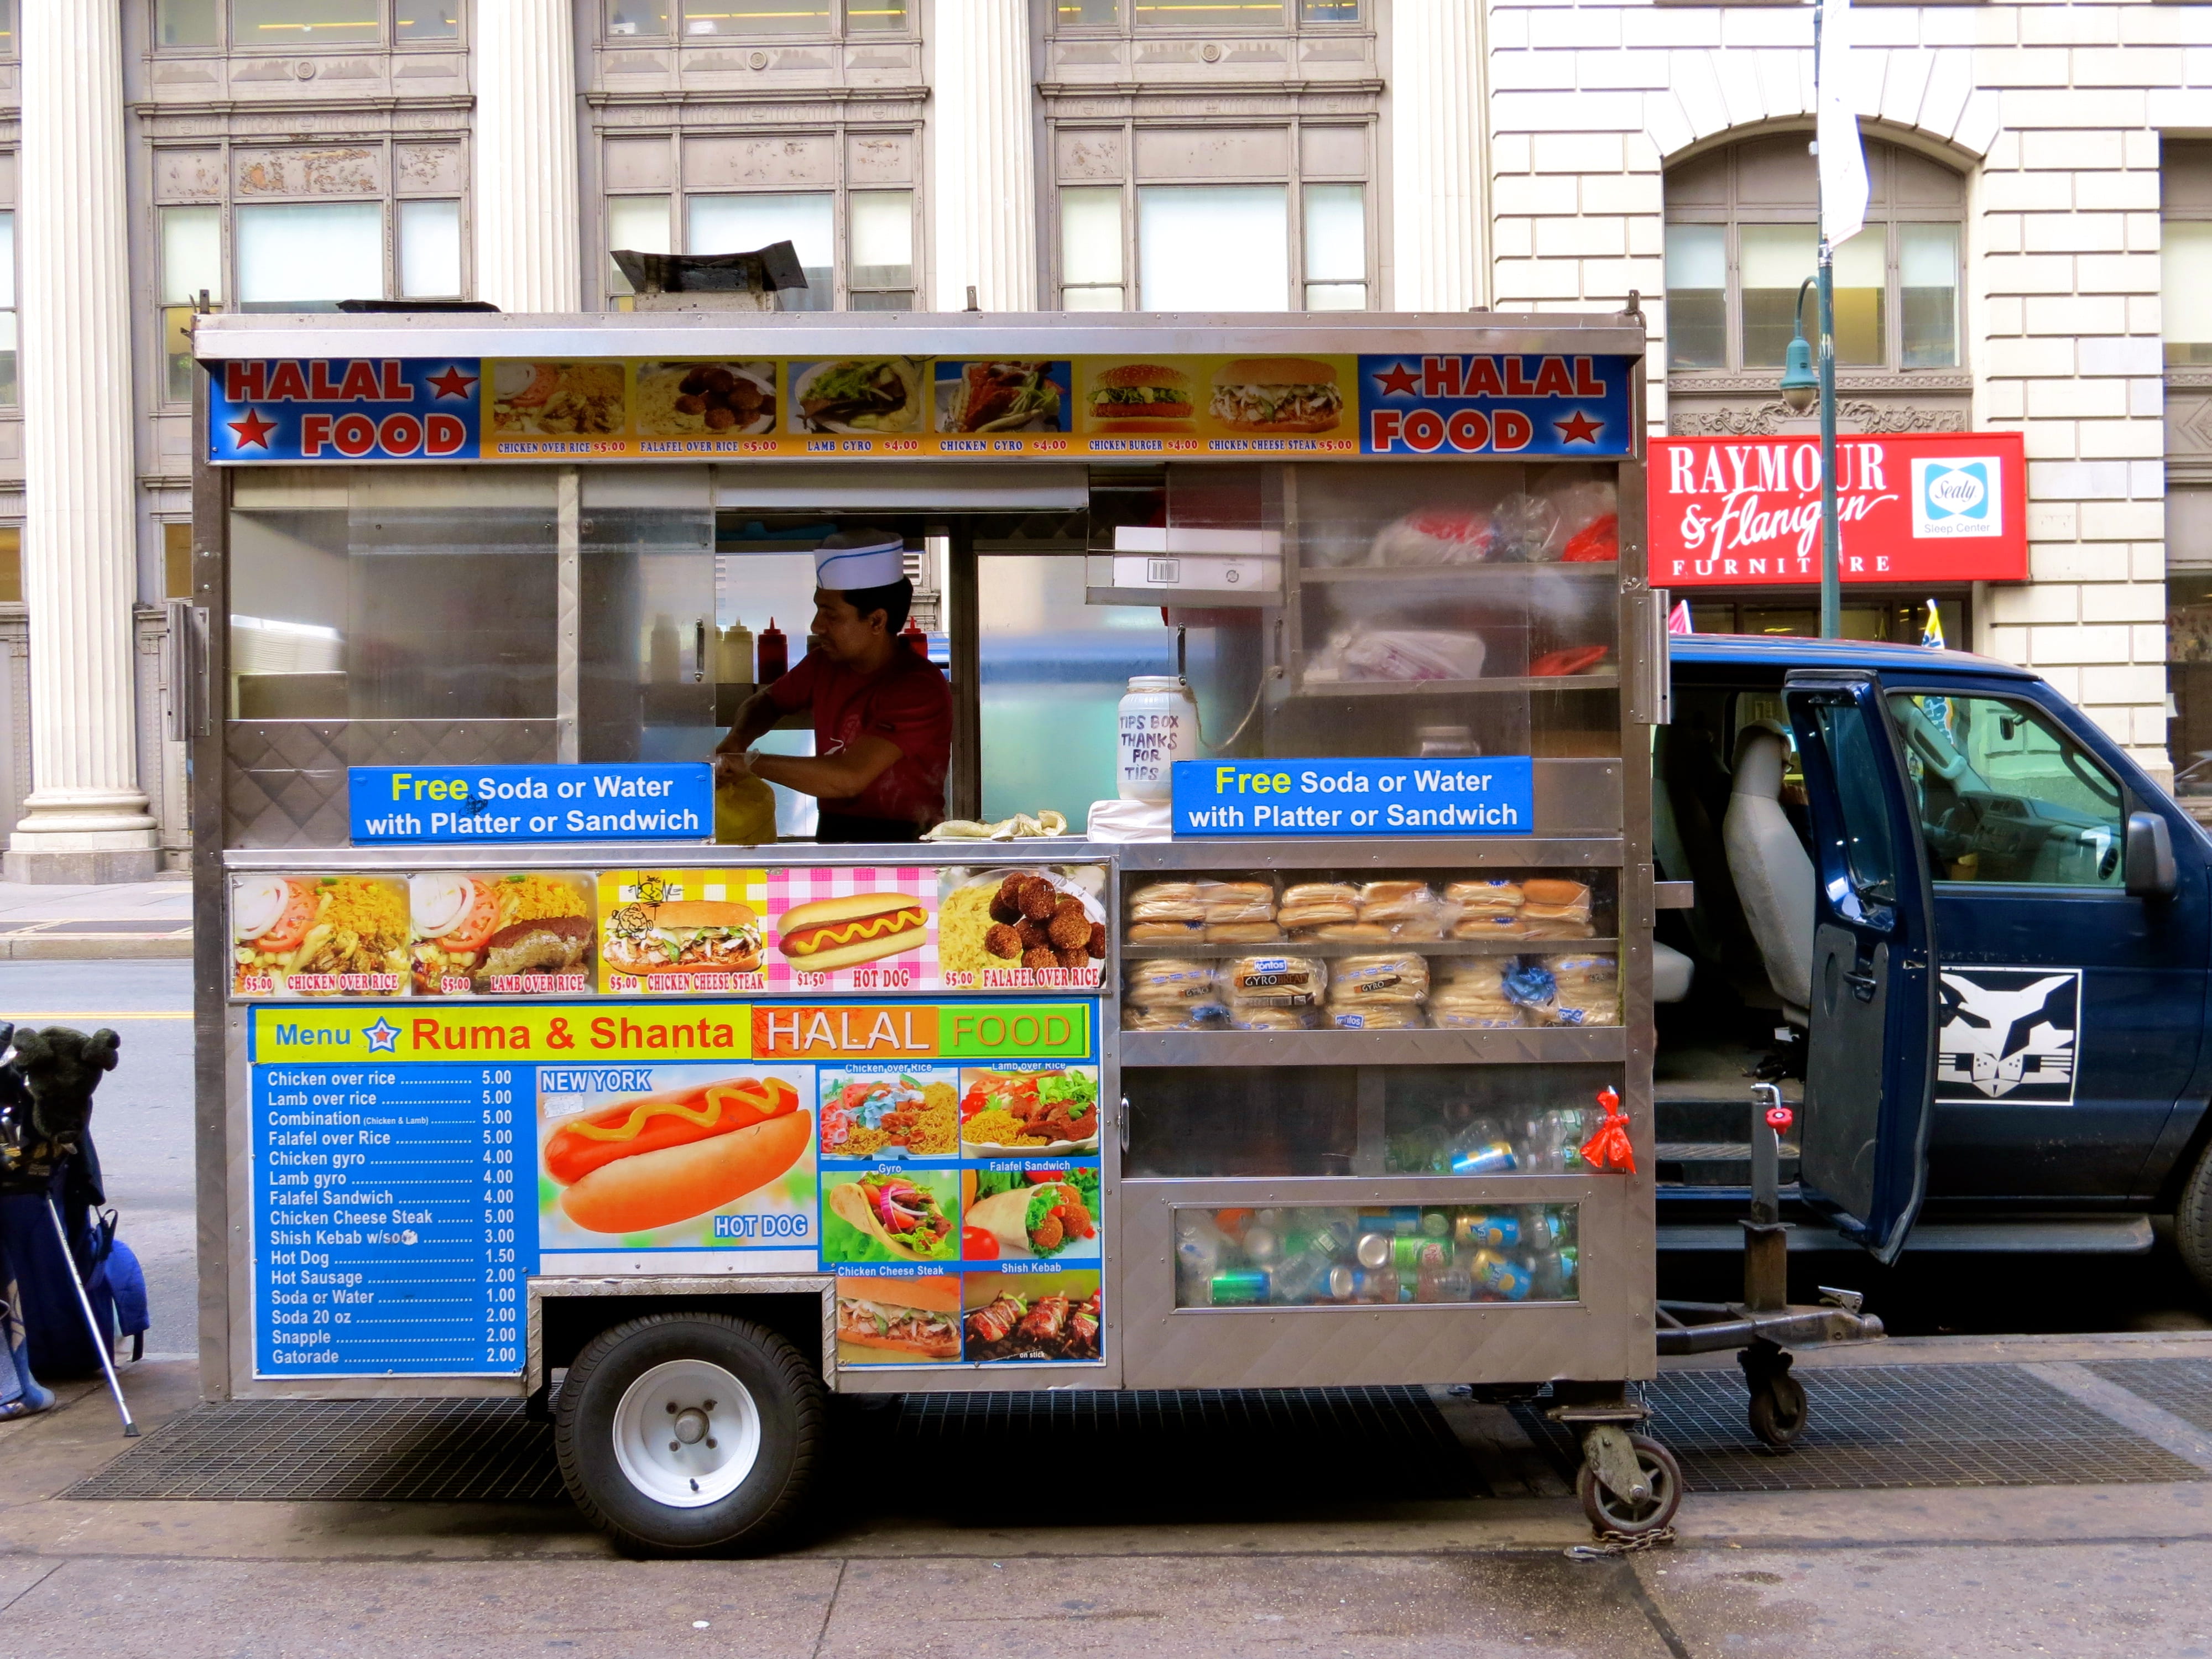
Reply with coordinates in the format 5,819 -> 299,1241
1086,362 -> 1195,433
602,898 -> 765,985
963,1271 -> 1103,1364
232,873 -> 408,997
963,1167 -> 1100,1261
409,872 -> 593,996
542,1076 -> 811,1235
1208,357 -> 1344,435
835,1274 -> 963,1364
822,1169 -> 959,1265
774,892 -> 929,973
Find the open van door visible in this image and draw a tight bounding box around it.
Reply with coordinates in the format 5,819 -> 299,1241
1783,669 -> 1938,1263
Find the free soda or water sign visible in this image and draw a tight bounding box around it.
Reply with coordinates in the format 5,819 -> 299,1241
1171,758 -> 1536,838
348,764 -> 713,844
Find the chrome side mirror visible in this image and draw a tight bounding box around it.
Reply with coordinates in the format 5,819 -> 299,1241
2126,810 -> 2177,899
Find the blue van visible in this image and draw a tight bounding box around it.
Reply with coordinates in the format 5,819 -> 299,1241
1653,634 -> 2212,1285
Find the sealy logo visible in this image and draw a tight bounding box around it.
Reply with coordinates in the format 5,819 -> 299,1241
1914,457 -> 2001,539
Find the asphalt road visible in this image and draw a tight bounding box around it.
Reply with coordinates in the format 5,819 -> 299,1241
8,956 -> 2210,1361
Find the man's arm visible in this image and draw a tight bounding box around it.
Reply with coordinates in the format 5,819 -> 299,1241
750,735 -> 904,801
715,688 -> 784,758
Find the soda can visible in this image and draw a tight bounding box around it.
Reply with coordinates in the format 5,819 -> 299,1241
1454,1212 -> 1520,1250
1391,1236 -> 1451,1270
1557,1245 -> 1579,1292
1208,1269 -> 1270,1306
1451,1140 -> 1520,1176
1326,1262 -> 1360,1301
1420,1208 -> 1452,1239
1242,1224 -> 1282,1266
1355,1230 -> 1394,1270
1479,1255 -> 1534,1301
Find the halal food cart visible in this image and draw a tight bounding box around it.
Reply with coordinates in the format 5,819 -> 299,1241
189,307 -> 1680,1553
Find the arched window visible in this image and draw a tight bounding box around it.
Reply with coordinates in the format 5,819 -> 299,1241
1664,133 -> 1965,375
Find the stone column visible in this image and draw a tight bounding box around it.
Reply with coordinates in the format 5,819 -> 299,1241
474,0 -> 582,313
930,0 -> 1037,311
8,0 -> 158,883
1389,1 -> 1485,311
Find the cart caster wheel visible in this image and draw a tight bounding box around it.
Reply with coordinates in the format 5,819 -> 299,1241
554,1311 -> 823,1558
1576,1433 -> 1683,1536
1746,1371 -> 1808,1449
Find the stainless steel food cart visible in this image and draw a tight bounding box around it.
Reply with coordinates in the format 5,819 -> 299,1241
187,307 -> 1677,1551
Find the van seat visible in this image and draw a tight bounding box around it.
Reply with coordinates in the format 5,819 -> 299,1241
1653,940 -> 1694,1005
1723,726 -> 1814,1026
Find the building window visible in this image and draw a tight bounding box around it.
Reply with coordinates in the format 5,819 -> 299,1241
847,191 -> 914,310
0,211 -> 14,408
606,195 -> 673,296
235,201 -> 384,310
163,523 -> 195,599
1053,0 -> 1358,28
1663,134 -> 1964,375
160,205 -> 221,403
155,0 -> 457,50
609,0 -> 901,38
2165,145 -> 2212,368
1059,176 -> 1367,312
397,200 -> 462,298
690,192 -> 834,309
613,189 -> 909,312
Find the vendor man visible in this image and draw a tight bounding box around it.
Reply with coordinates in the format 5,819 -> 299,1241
714,529 -> 952,843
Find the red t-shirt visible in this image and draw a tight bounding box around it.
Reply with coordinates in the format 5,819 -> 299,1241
767,639 -> 952,827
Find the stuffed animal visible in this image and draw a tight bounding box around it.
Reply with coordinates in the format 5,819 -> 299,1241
0,1025 -> 119,1197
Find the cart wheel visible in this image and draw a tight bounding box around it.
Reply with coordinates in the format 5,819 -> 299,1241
1576,1433 -> 1683,1536
555,1311 -> 823,1558
1746,1370 -> 1808,1449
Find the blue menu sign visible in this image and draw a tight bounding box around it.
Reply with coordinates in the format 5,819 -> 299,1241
348,763 -> 713,844
252,1054 -> 524,1377
1172,757 -> 1536,837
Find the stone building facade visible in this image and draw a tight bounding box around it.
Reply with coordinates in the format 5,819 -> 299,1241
11,0 -> 2212,877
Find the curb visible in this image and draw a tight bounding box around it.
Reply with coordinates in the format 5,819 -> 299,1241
0,935 -> 192,961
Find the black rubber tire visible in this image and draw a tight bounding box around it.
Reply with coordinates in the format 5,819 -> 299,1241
2176,1137 -> 2212,1300
1575,1433 -> 1684,1536
554,1312 -> 824,1558
1746,1372 -> 1808,1449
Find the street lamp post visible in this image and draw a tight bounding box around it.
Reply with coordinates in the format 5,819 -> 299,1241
1778,0 -> 1846,640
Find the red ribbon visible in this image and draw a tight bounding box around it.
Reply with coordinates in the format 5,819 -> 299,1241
1579,1086 -> 1636,1174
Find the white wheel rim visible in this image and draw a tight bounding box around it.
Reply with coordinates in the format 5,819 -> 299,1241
611,1359 -> 763,1510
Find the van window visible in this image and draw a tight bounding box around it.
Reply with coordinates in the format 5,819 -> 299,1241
1886,692 -> 2125,887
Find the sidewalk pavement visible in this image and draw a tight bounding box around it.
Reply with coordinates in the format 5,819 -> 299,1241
0,873 -> 191,959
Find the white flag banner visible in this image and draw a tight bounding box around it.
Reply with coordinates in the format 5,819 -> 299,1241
1817,0 -> 1869,248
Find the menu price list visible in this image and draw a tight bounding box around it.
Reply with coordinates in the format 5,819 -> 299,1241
252,1060 -> 525,1377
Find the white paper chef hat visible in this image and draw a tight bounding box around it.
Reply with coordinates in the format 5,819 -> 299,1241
812,528 -> 907,591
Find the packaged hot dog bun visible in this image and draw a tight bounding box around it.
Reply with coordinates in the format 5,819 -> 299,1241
1356,880 -> 1431,908
775,891 -> 928,972
1331,1005 -> 1427,1030
1124,958 -> 1220,1006
547,1076 -> 810,1233
1445,879 -> 1525,914
1128,881 -> 1207,922
1200,880 -> 1276,922
1278,882 -> 1360,931
1328,952 -> 1430,1005
1206,921 -> 1285,945
1128,920 -> 1207,942
1522,878 -> 1592,909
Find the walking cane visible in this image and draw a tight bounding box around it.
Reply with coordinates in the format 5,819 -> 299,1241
43,1196 -> 136,1436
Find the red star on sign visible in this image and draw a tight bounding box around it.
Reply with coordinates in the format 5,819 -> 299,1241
425,363 -> 478,400
1372,359 -> 1421,398
227,407 -> 278,450
1554,409 -> 1604,445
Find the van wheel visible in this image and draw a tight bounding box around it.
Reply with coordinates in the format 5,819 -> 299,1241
2177,1140 -> 2212,1300
554,1312 -> 823,1557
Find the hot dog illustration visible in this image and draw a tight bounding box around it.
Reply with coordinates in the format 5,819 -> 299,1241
774,893 -> 927,973
543,1076 -> 810,1233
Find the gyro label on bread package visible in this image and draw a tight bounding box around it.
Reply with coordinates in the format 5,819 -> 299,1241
211,353 -> 1639,465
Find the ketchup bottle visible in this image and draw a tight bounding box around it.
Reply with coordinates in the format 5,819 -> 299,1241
756,617 -> 789,682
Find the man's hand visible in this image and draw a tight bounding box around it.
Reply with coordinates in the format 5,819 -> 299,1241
712,747 -> 753,788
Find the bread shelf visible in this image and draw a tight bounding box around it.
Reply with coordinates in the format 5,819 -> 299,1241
1120,937 -> 1617,959
1117,1026 -> 1626,1067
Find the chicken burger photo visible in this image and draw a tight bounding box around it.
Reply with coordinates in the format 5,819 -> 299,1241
1087,363 -> 1195,433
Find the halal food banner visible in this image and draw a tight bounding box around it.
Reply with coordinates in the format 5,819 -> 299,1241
229,863 -> 1108,1000
245,996 -> 1102,1375
1651,431 -> 2028,587
208,352 -> 1639,463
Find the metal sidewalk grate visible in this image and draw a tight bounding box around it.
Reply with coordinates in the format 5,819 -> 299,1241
60,1398 -> 565,1504
2085,1358 -> 2212,1433
1514,1364 -> 2205,1493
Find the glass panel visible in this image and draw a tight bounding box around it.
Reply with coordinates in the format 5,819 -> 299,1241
607,0 -> 669,33
1133,0 -> 1284,25
1060,185 -> 1123,286
2173,573 -> 2212,795
0,528 -> 20,603
0,311 -> 16,409
1814,700 -> 1900,901
980,556 -> 1173,825
1138,185 -> 1288,310
1740,604 -> 1887,641
578,495 -> 716,763
848,191 -> 912,292
1173,1203 -> 1580,1306
688,192 -> 833,310
395,0 -> 458,39
1303,181 -> 1365,281
0,0 -> 14,54
714,536 -> 827,838
1831,229 -> 1885,367
161,205 -> 221,304
1300,0 -> 1359,18
397,200 -> 461,298
1739,223 -> 1817,368
164,306 -> 201,403
156,0 -> 219,47
236,202 -> 383,309
1663,223 -> 1725,369
680,0 -> 830,34
1305,281 -> 1366,311
1063,285 -> 1124,311
606,195 -> 672,294
231,0 -> 380,45
165,523 -> 195,599
2167,222 -> 2212,364
845,0 -> 905,27
1900,222 -> 1960,368
1888,693 -> 2125,886
1056,0 -> 1119,20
